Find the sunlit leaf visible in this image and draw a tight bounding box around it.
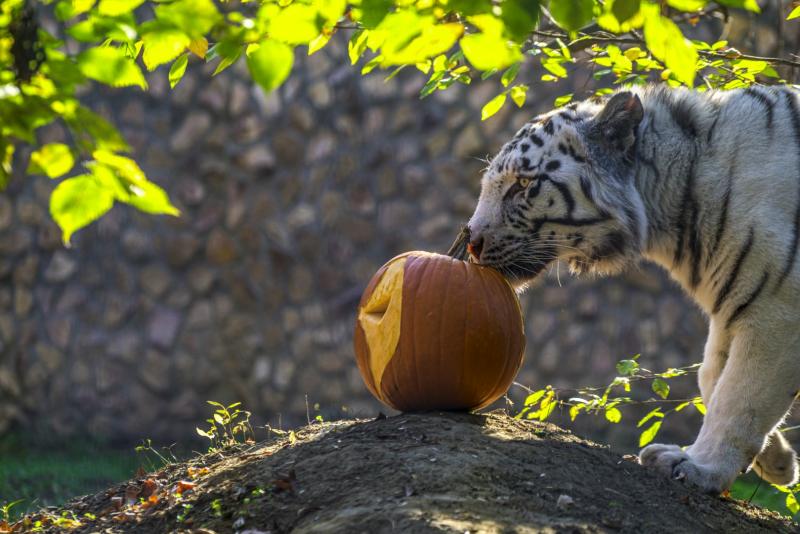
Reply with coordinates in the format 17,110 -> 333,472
270,4 -> 321,45
666,0 -> 705,10
77,46 -> 147,89
643,5 -> 697,86
481,93 -> 506,120
50,174 -> 115,245
28,143 -> 75,179
510,84 -> 527,107
142,27 -> 190,70
382,22 -> 463,66
155,0 -> 221,39
169,53 -> 189,88
349,30 -> 370,65
693,397 -> 706,415
188,38 -> 209,59
247,40 -> 294,93
461,32 -> 521,71
789,5 -> 800,19
524,389 -> 547,406
554,92 -> 573,107
97,0 -> 144,16
605,406 -> 622,423
787,493 -> 799,514
717,0 -> 759,13
639,420 -> 662,447
309,33 -> 332,55
637,408 -> 663,427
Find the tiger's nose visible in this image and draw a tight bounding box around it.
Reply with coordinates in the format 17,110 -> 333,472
467,233 -> 485,261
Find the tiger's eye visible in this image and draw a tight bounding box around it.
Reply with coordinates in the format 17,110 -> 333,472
519,178 -> 530,188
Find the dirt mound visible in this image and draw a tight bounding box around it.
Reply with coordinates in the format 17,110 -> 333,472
18,412 -> 797,533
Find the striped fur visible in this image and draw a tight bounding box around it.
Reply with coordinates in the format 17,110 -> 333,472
466,85 -> 800,493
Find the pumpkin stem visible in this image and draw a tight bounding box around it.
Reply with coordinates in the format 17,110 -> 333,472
446,226 -> 469,260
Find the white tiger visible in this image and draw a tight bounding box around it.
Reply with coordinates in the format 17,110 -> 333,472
463,84 -> 800,493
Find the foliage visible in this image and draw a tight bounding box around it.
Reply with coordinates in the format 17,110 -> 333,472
196,400 -> 256,451
513,354 -> 800,520
0,0 -> 797,240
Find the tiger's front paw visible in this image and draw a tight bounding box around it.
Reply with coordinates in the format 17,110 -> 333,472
639,443 -> 729,494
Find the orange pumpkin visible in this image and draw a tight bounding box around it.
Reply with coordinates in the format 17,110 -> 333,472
353,251 -> 526,412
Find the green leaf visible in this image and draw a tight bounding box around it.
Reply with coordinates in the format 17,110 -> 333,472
639,420 -> 662,447
716,0 -> 760,13
605,406 -> 622,423
381,22 -> 464,66
169,53 -> 189,88
501,0 -> 540,42
359,0 -> 393,28
652,378 -> 670,399
247,40 -> 294,94
155,0 -> 221,39
308,33 -> 332,55
501,62 -> 520,87
97,0 -> 145,16
510,84 -> 527,107
554,93 -> 573,107
666,0 -> 706,10
643,6 -> 697,86
616,358 -> 639,376
674,401 -> 691,412
0,142 -> 14,190
77,46 -> 148,89
270,4 -> 322,45
124,178 -> 180,215
550,0 -> 594,32
449,0 -> 493,15
142,27 -> 190,71
787,493 -> 799,514
569,404 -> 582,421
524,389 -> 547,406
49,175 -> 115,245
28,143 -> 75,179
481,93 -> 507,120
637,408 -> 663,428
612,0 -> 640,23
349,30 -> 370,65
693,397 -> 706,415
209,40 -> 243,76
196,427 -> 213,438
789,5 -> 800,20
461,32 -> 521,71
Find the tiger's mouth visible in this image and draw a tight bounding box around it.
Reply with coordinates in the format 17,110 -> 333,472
477,247 -> 557,289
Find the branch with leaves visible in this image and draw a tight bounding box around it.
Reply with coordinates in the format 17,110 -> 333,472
1,0 -> 798,241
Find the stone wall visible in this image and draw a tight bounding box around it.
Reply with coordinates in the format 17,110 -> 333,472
0,38 -> 709,445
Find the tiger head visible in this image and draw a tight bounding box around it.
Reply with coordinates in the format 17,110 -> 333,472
467,91 -> 648,288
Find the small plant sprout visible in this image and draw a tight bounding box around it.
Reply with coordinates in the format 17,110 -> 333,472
196,401 -> 255,451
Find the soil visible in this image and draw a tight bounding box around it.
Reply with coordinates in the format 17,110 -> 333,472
15,411 -> 798,533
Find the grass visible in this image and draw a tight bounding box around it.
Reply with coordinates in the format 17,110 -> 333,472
0,432 -> 141,520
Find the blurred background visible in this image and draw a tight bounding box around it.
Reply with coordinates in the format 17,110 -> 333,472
1,2 -> 798,512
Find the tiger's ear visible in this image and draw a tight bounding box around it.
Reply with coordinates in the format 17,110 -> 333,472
590,92 -> 643,152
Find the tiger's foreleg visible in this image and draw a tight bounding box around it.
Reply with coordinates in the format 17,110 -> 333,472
641,321 -> 800,493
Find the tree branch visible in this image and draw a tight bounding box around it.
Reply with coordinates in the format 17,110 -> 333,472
532,29 -> 800,69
